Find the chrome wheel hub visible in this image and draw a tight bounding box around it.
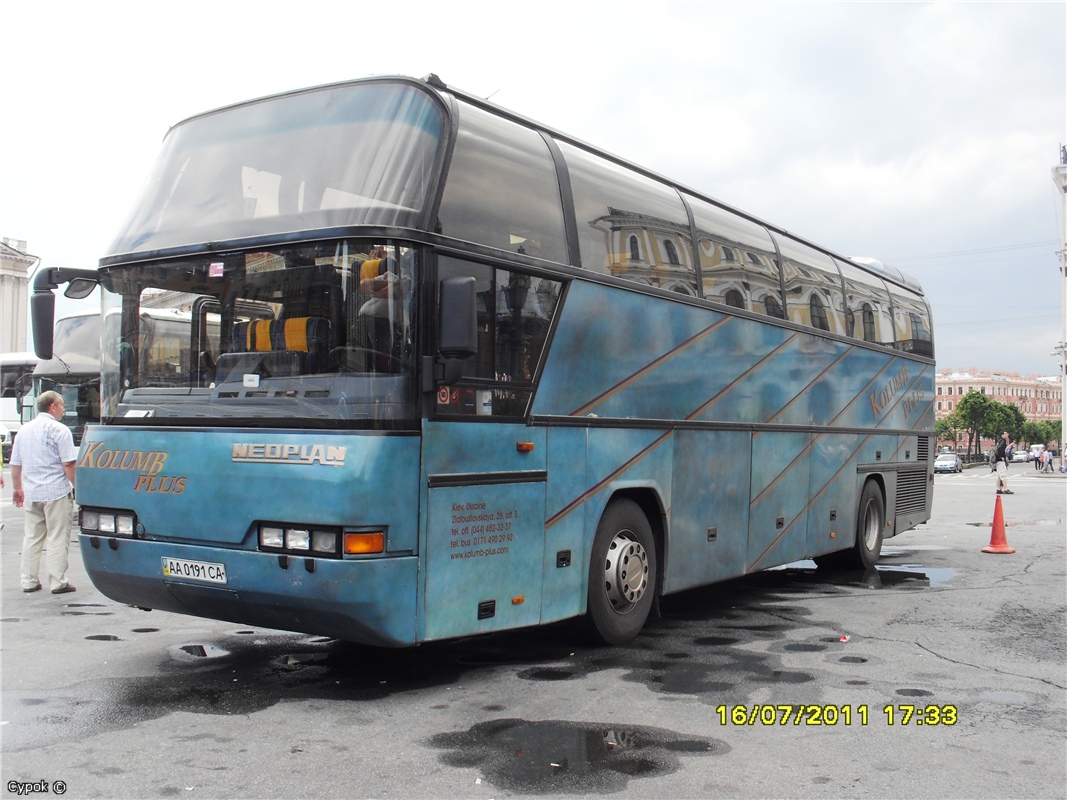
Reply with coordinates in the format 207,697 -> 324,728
603,531 -> 650,613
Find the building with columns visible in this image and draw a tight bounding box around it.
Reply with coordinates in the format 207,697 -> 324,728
1,237 -> 38,353
935,367 -> 1063,423
936,367 -> 1063,456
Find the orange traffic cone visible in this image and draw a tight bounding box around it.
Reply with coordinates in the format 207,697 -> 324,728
982,494 -> 1015,554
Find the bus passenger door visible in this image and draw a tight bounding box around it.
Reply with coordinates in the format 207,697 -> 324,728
420,422 -> 547,641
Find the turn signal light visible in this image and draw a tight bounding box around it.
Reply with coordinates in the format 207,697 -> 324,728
344,531 -> 385,555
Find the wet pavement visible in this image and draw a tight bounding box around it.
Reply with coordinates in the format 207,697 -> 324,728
1,467 -> 1065,798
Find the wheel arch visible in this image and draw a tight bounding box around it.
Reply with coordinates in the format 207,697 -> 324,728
864,473 -> 887,509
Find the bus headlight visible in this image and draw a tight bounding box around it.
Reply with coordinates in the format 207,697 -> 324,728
80,507 -> 137,537
311,531 -> 337,553
259,526 -> 285,549
285,528 -> 311,551
258,523 -> 345,557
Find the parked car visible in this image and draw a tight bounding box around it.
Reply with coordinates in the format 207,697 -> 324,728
1011,450 -> 1030,463
935,453 -> 963,473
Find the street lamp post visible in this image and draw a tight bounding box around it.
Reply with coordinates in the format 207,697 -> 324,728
1052,146 -> 1067,463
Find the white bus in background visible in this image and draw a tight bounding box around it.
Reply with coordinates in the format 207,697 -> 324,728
1,352 -> 39,457
23,310 -> 103,447
24,307 -> 203,449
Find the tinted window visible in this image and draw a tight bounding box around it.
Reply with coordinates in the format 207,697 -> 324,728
108,83 -> 445,256
838,259 -> 894,347
809,294 -> 830,331
436,255 -> 563,417
438,102 -> 567,263
776,236 -> 845,334
560,142 -> 696,295
890,290 -> 934,357
97,240 -> 418,429
763,294 -> 784,319
687,196 -> 782,313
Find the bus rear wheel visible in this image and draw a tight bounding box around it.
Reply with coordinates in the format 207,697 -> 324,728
584,499 -> 657,646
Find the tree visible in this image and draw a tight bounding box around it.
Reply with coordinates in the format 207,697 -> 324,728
954,391 -> 992,459
1038,419 -> 1062,450
1021,420 -> 1044,449
936,411 -> 966,452
984,402 -> 1025,444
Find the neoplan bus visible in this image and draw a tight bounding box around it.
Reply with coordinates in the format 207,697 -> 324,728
30,74 -> 934,647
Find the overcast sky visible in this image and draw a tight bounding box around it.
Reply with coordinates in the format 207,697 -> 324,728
3,1 -> 1064,375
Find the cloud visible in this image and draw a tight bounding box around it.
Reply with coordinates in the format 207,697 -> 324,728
1,1 -> 1063,374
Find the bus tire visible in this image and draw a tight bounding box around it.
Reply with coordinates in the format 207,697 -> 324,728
815,481 -> 885,570
852,480 -> 885,569
584,499 -> 657,646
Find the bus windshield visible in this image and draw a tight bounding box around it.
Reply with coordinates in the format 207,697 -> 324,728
106,82 -> 445,257
98,240 -> 417,429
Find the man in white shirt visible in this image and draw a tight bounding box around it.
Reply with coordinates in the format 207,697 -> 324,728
11,391 -> 78,594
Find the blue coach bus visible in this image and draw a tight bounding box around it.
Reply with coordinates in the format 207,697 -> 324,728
30,74 -> 934,646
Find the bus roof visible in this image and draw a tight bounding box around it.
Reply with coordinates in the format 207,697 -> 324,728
135,73 -> 923,297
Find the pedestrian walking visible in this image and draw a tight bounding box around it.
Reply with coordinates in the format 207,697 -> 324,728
994,431 -> 1013,495
10,391 -> 78,594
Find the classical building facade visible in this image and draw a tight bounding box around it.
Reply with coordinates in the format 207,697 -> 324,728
935,367 -> 1062,423
935,367 -> 1063,456
0,237 -> 38,353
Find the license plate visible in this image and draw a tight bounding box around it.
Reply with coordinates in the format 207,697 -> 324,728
162,557 -> 227,584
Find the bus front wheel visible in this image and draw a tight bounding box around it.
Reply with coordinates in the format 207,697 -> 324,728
584,499 -> 657,645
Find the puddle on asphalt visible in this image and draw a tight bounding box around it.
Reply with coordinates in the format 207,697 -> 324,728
896,688 -> 935,697
876,564 -> 956,588
175,644 -> 231,660
6,558 -> 961,757
427,718 -> 726,794
768,560 -> 956,589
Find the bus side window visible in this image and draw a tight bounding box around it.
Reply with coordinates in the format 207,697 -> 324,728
776,235 -> 845,334
838,259 -> 895,348
560,141 -> 695,295
890,291 -> 933,357
687,195 -> 782,314
437,255 -> 563,417
437,101 -> 567,264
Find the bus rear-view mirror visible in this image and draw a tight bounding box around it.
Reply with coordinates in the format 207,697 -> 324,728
438,276 -> 478,359
30,291 -> 56,360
